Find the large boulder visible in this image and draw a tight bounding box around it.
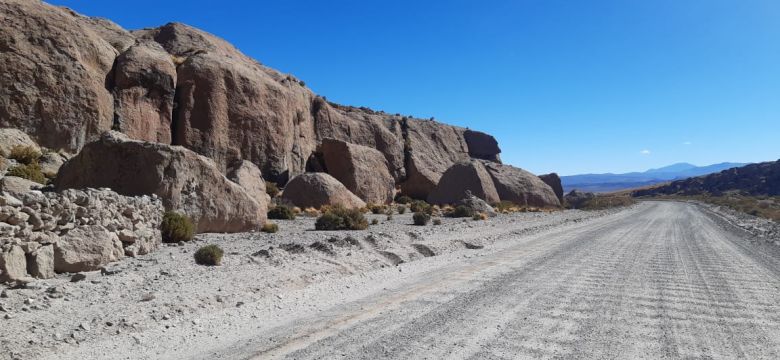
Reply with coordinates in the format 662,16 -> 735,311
481,162 -> 561,208
320,139 -> 394,204
564,190 -> 595,209
0,0 -> 117,152
28,244 -> 55,279
464,130 -> 501,162
112,42 -> 177,143
54,225 -> 124,273
0,176 -> 43,197
227,160 -> 271,206
427,160 -> 500,205
539,173 -> 564,203
282,173 -> 366,209
55,132 -> 266,233
458,190 -> 498,217
0,245 -> 28,282
400,119 -> 472,199
135,23 -> 318,182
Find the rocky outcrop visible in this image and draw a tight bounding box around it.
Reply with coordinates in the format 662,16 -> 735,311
0,188 -> 163,281
0,176 -> 43,197
427,161 -> 500,205
227,160 -> 271,207
464,130 -> 501,162
0,0 -> 117,152
112,42 -> 177,143
564,190 -> 595,209
482,162 -> 561,208
320,139 -> 395,204
281,173 -> 366,209
55,132 -> 266,233
633,160 -> 780,197
0,129 -> 40,156
401,120 -> 471,199
539,173 -> 564,203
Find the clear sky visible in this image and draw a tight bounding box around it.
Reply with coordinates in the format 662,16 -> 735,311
49,0 -> 780,175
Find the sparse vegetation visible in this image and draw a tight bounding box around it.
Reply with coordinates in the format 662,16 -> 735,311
395,195 -> 413,204
410,200 -> 432,214
371,218 -> 379,225
8,145 -> 41,165
472,212 -> 488,221
412,212 -> 431,226
161,211 -> 195,243
261,222 -> 279,233
433,218 -> 442,225
493,201 -> 521,213
303,207 -> 320,217
266,182 -> 280,198
7,163 -> 46,184
447,205 -> 475,218
397,205 -> 407,214
368,203 -> 387,214
267,205 -> 296,220
315,205 -> 368,231
578,194 -> 636,210
194,244 -> 224,266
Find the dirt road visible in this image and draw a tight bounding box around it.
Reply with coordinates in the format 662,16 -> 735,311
217,201 -> 780,359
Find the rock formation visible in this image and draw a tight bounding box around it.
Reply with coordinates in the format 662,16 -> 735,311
564,190 -> 596,209
281,173 -> 366,209
427,161 -> 500,205
633,159 -> 780,197
55,132 -> 266,233
320,139 -> 395,205
227,160 -> 271,206
482,162 -> 561,208
539,173 -> 564,203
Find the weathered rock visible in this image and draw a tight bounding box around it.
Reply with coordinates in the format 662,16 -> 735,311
564,190 -> 595,209
0,176 -> 43,197
457,191 -> 498,217
112,42 -> 177,143
27,244 -> 55,279
0,0 -> 117,152
54,225 -> 124,273
401,119 -> 471,199
320,139 -> 395,204
0,129 -> 41,156
136,23 -> 317,181
38,151 -> 70,176
0,245 -> 28,282
481,162 -> 561,208
56,132 -> 265,233
464,130 -> 501,162
539,173 -> 564,203
227,160 -> 271,207
281,173 -> 366,209
64,9 -> 136,53
427,161 -> 500,205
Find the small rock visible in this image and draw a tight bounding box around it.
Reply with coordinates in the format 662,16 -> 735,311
162,314 -> 170,320
236,301 -> 245,307
0,290 -> 7,298
70,273 -> 87,282
140,293 -> 155,302
79,322 -> 91,331
23,298 -> 34,305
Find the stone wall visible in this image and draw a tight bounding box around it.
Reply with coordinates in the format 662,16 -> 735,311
0,188 -> 162,282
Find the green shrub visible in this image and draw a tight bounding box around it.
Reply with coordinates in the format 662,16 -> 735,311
433,218 -> 442,225
7,163 -> 46,184
161,211 -> 195,243
412,212 -> 430,226
266,182 -> 280,198
8,145 -> 41,165
261,222 -> 279,233
397,205 -> 407,214
315,205 -> 368,231
194,245 -> 223,266
267,205 -> 295,220
447,205 -> 474,218
410,200 -> 432,214
371,218 -> 379,225
395,195 -> 413,204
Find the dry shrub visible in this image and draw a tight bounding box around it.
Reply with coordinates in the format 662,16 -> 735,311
315,205 -> 368,231
194,245 -> 223,266
261,222 -> 279,233
161,211 -> 195,243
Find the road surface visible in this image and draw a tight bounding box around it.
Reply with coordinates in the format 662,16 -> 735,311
218,201 -> 780,359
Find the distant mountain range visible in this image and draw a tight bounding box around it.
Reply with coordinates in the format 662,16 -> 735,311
561,162 -> 748,193
634,160 -> 780,197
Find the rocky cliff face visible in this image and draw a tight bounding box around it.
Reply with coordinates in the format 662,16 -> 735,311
0,1 -> 547,201
633,160 -> 780,197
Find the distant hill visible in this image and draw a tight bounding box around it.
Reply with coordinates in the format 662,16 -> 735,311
561,162 -> 747,193
633,160 -> 780,197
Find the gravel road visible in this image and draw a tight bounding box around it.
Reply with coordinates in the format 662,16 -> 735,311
219,201 -> 780,359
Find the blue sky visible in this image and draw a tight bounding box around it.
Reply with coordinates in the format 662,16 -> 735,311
50,0 -> 780,175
